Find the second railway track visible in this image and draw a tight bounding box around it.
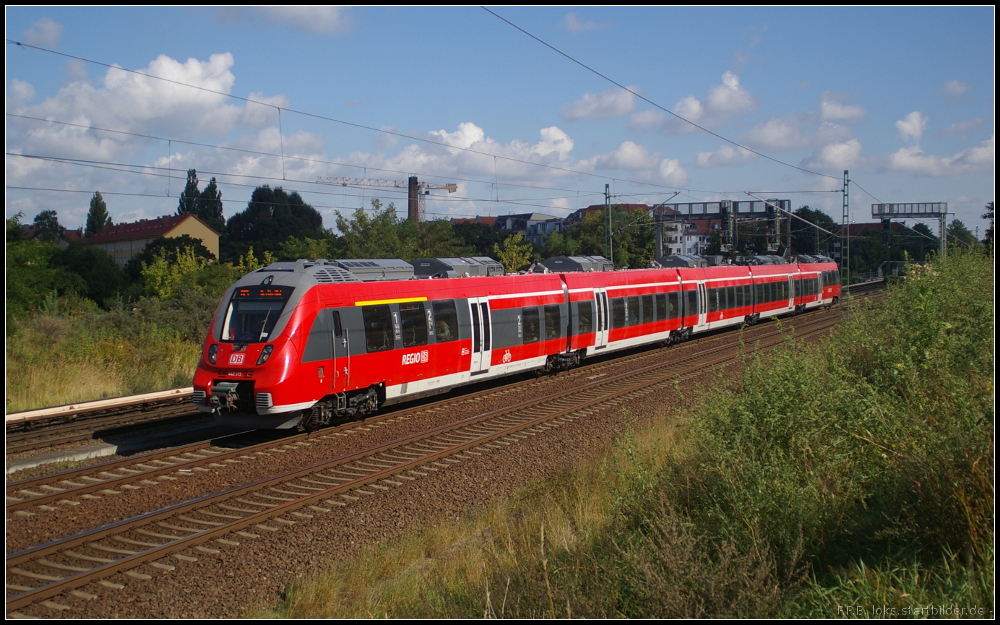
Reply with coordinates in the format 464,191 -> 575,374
7,309 -> 844,615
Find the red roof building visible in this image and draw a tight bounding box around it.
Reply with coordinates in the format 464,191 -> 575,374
84,213 -> 220,267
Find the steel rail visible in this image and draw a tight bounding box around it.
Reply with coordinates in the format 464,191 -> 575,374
6,314 -> 841,613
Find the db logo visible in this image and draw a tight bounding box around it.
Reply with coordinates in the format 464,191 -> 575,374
229,353 -> 245,365
502,350 -> 512,364
402,350 -> 430,365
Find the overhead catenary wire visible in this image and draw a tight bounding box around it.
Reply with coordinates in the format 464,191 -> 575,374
481,7 -> 842,182
6,39 -> 703,194
6,113 -> 662,201
6,38 -> 879,225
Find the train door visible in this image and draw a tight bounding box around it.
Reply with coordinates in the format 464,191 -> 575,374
331,310 -> 350,391
593,288 -> 609,350
697,282 -> 709,328
468,297 -> 492,376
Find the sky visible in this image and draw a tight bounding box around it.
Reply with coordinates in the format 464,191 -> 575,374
5,7 -> 995,239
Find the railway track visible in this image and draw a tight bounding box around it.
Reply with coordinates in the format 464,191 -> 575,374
6,396 -> 200,457
6,299 -> 856,515
6,310 -> 843,614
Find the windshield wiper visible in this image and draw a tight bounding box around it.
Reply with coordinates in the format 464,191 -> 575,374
258,306 -> 272,342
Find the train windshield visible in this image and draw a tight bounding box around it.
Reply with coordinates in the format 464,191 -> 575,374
221,286 -> 293,343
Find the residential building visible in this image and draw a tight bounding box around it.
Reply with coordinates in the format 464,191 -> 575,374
83,213 -> 220,268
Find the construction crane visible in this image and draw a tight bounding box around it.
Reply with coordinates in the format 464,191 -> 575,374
317,176 -> 457,222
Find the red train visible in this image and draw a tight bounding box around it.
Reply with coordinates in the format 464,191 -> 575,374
192,255 -> 840,430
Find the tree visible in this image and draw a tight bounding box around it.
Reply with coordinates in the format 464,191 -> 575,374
542,230 -> 581,258
453,221 -> 504,257
7,211 -> 26,243
85,192 -> 113,238
5,237 -> 85,317
224,186 -> 326,260
334,199 -> 416,259
51,241 -> 123,305
124,234 -> 216,284
790,206 -> 838,256
196,177 -> 225,234
982,202 -> 994,248
563,205 -> 655,268
32,210 -> 65,243
493,232 -> 534,273
947,219 -> 977,250
177,169 -> 200,216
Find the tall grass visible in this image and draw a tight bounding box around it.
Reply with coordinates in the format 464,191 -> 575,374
6,290 -> 210,411
259,250 -> 993,619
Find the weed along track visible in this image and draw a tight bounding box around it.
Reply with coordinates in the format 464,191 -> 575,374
5,308 -> 844,618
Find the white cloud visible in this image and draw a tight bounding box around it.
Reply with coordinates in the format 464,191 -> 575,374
820,92 -> 865,123
887,135 -> 994,177
23,18 -> 63,47
705,71 -> 757,116
942,79 -> 971,96
743,116 -> 812,150
674,95 -> 705,122
696,145 -> 755,168
579,141 -> 660,171
659,72 -> 756,134
628,109 -> 664,131
936,118 -> 985,140
561,87 -> 639,120
895,111 -> 927,141
239,92 -> 293,127
805,138 -> 861,170
8,78 -> 35,107
217,7 -> 352,35
62,59 -> 89,84
429,121 -> 487,151
564,12 -> 610,33
657,158 -> 689,187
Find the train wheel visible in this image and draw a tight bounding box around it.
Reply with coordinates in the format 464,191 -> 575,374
300,409 -> 320,432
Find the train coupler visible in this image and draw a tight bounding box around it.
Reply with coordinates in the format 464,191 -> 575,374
209,382 -> 241,412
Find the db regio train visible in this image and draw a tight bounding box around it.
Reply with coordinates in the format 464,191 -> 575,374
193,254 -> 841,430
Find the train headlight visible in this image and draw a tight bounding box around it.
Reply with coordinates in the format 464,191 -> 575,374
208,344 -> 218,364
257,344 -> 274,365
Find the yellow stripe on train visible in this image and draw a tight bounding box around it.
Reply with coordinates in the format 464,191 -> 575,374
354,296 -> 428,307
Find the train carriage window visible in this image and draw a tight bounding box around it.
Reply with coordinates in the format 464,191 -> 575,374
578,301 -> 593,335
522,307 -> 540,343
432,301 -> 458,342
729,286 -> 738,309
655,293 -> 666,321
641,295 -> 654,325
544,305 -> 561,339
399,302 -> 428,347
686,290 -> 699,316
709,288 -> 719,313
612,298 -> 627,329
362,305 -> 393,352
744,285 -> 752,306
668,292 -> 679,319
627,296 -> 640,325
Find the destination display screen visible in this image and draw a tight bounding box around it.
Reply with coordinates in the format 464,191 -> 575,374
233,286 -> 291,300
